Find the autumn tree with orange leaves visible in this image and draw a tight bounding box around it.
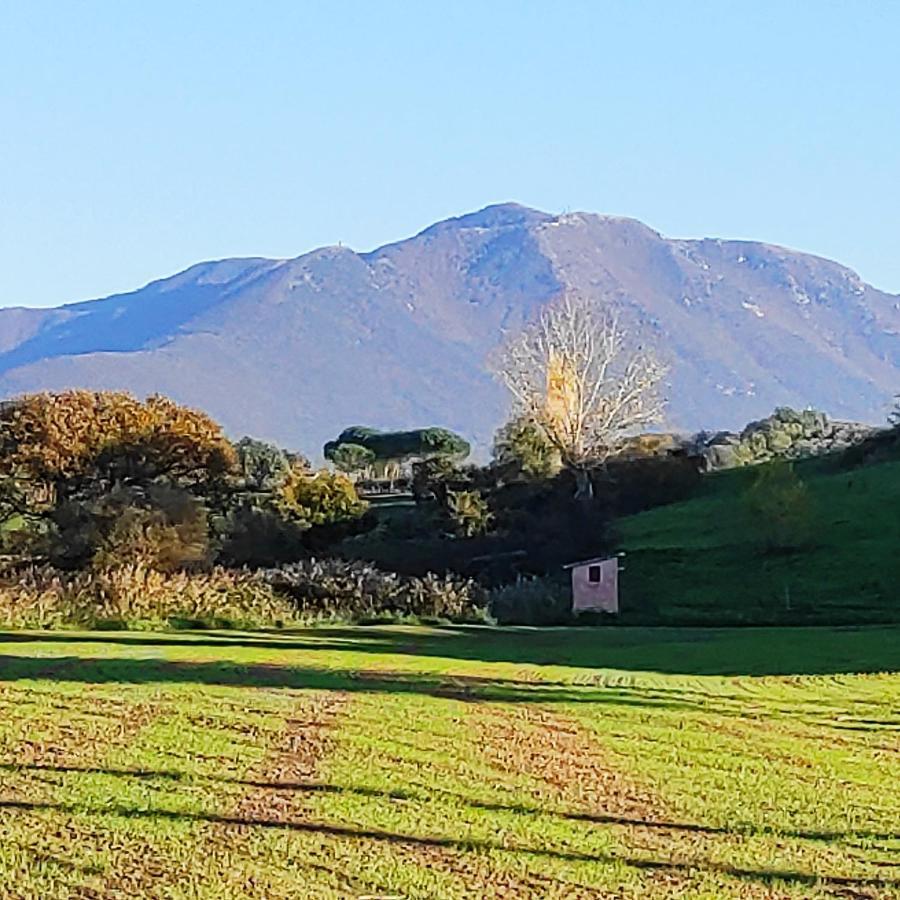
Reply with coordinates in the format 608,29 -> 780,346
0,391 -> 236,509
0,391 -> 237,566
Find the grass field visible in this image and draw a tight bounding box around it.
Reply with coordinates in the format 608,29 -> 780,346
0,624 -> 897,898
619,458 -> 900,625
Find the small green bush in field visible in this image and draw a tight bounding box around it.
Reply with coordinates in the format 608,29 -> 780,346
743,461 -> 814,553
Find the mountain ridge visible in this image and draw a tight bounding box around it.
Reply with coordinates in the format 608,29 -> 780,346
1,203 -> 898,456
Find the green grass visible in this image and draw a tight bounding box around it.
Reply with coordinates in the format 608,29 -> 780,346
1,624 -> 898,897
619,458 -> 900,624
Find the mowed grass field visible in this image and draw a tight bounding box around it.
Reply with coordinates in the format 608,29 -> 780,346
0,625 -> 898,899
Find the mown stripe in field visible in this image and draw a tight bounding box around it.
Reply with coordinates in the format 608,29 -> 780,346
563,700 -> 900,899
469,703 -> 710,899
468,702 -> 898,898
0,681 -> 164,898
297,691 -> 614,899
50,686 -> 320,899
223,690 -> 492,900
186,689 -> 369,899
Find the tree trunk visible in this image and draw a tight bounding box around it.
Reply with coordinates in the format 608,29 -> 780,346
573,467 -> 594,503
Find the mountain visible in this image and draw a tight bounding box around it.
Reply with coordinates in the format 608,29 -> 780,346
1,203 -> 899,457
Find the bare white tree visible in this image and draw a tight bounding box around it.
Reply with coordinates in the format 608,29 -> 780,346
493,291 -> 667,496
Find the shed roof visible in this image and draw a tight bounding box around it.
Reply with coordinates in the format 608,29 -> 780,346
562,556 -> 618,570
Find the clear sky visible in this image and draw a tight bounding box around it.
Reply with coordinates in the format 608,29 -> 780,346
1,0 -> 898,308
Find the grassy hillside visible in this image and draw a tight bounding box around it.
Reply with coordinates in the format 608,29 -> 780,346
0,625 -> 898,898
619,458 -> 900,625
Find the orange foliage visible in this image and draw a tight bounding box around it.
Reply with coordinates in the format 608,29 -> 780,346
0,391 -> 237,498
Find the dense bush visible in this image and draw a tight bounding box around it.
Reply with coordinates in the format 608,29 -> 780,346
488,576 -> 572,625
445,489 -> 494,537
0,391 -> 236,503
409,459 -> 496,539
597,455 -> 703,516
89,486 -> 210,572
350,459 -> 617,582
841,425 -> 900,468
46,483 -> 211,571
280,468 -> 368,527
492,417 -> 561,480
211,464 -> 373,566
213,500 -> 307,567
742,462 -> 814,553
263,558 -> 488,622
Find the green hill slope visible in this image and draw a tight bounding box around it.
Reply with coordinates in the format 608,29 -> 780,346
619,459 -> 900,625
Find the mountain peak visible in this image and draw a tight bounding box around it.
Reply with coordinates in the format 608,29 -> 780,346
1,206 -> 898,456
417,202 -> 553,237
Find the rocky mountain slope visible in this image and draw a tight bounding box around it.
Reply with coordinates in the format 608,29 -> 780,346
1,203 -> 898,456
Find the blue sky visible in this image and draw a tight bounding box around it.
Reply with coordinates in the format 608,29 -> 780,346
1,0 -> 898,308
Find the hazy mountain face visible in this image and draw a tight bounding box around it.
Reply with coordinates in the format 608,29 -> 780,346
1,203 -> 898,457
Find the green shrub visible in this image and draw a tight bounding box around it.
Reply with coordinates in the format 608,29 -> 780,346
281,469 -> 368,527
411,457 -> 466,503
598,455 -> 702,515
488,576 -> 572,625
492,417 -> 561,479
743,462 -> 814,553
90,486 -> 210,572
263,558 -> 487,622
214,500 -> 307,567
841,426 -> 900,468
445,489 -> 493,537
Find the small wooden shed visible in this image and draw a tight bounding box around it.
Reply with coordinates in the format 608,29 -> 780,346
563,556 -> 620,614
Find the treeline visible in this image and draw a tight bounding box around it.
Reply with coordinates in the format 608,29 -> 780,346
2,389 -> 895,630
0,389 -> 696,627
0,391 -> 484,627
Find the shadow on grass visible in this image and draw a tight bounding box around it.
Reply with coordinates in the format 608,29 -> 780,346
2,798 -> 896,893
6,761 -> 897,847
2,655 -> 898,732
0,653 -> 698,710
2,623 -> 898,677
